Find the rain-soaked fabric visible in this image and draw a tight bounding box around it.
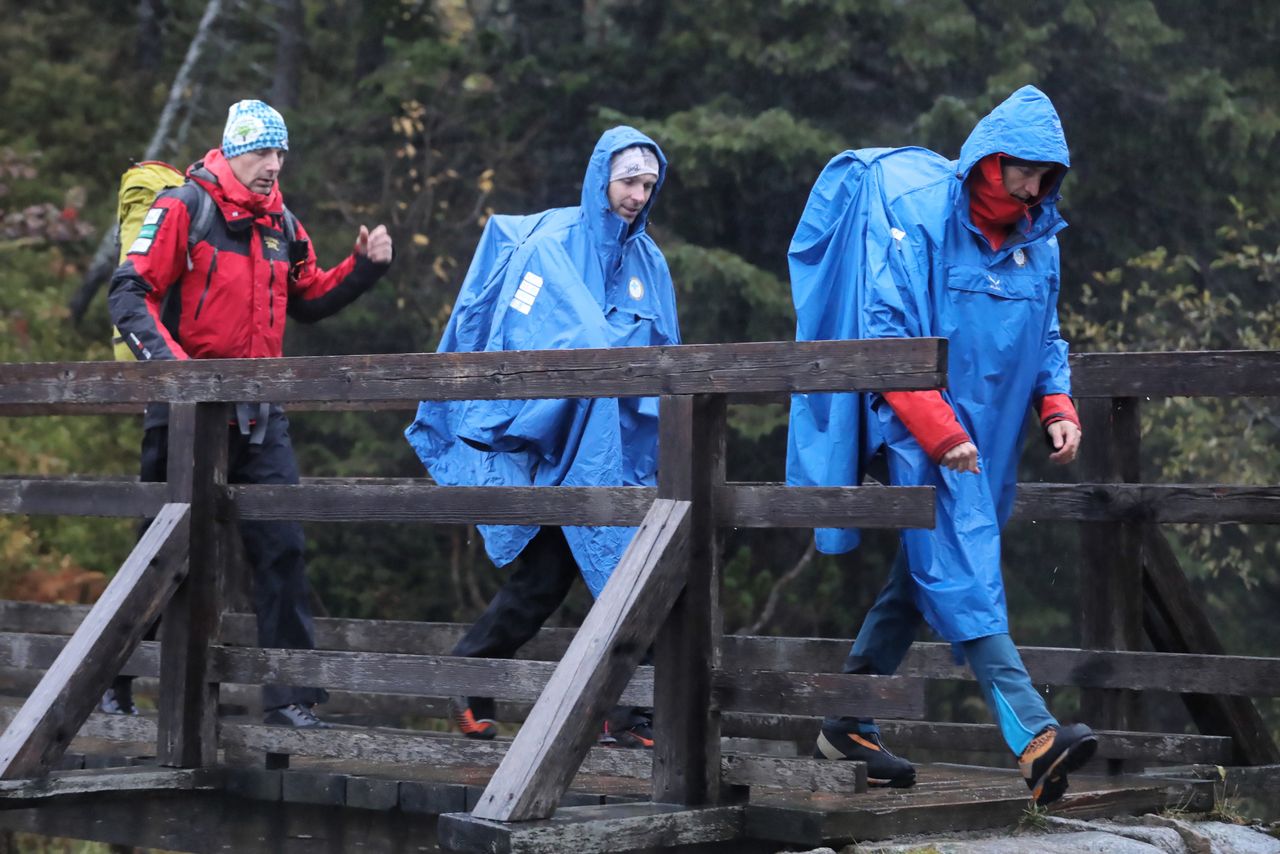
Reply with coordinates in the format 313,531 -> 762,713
405,127 -> 679,596
786,86 -> 1072,642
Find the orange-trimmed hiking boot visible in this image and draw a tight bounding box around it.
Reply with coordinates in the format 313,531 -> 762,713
814,725 -> 916,788
450,696 -> 498,740
1019,723 -> 1098,806
599,710 -> 654,749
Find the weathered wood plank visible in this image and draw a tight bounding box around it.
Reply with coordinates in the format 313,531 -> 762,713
1142,526 -> 1280,764
722,715 -> 1234,765
1079,397 -> 1144,740
472,499 -> 692,821
157,403 -> 228,768
714,483 -> 933,529
653,395 -> 724,806
233,483 -> 656,525
0,339 -> 947,409
1013,482 -> 1280,523
10,606 -> 1280,701
0,479 -> 166,518
211,647 -> 652,706
230,480 -> 934,529
1071,350 -> 1280,398
439,803 -> 745,854
0,502 -> 189,779
714,671 -> 923,719
8,475 -> 1275,526
746,775 -> 1213,846
0,766 -> 220,800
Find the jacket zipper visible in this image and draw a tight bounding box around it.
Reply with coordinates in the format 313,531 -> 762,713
193,248 -> 218,320
268,253 -> 276,327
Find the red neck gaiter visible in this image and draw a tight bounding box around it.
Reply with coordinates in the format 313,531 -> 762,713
968,153 -> 1030,250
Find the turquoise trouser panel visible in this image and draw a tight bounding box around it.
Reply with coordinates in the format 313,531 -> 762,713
824,550 -> 1056,755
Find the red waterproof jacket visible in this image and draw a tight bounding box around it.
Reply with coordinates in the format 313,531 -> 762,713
109,148 -> 388,362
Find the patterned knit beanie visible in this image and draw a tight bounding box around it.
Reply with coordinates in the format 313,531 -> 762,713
221,100 -> 289,158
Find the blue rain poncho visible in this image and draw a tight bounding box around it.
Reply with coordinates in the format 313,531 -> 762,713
786,86 -> 1072,641
405,127 -> 680,596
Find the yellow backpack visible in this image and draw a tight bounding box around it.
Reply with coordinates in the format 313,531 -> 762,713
112,161 -> 215,360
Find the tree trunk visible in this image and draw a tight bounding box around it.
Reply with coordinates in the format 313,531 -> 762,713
270,0 -> 304,109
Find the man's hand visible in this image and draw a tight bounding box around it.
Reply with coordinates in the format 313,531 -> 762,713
355,224 -> 393,264
1047,420 -> 1081,465
940,441 -> 980,474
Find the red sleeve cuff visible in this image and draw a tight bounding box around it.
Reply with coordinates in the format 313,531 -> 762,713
1037,393 -> 1080,429
882,390 -> 972,463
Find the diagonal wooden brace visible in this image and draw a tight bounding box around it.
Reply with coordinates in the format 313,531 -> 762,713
0,502 -> 190,779
470,498 -> 692,822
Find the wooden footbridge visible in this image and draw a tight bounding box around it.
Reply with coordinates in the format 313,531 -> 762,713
0,342 -> 1277,853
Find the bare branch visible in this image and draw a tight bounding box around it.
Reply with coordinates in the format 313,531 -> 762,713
736,539 -> 817,636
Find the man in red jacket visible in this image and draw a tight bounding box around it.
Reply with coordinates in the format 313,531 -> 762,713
107,99 -> 393,727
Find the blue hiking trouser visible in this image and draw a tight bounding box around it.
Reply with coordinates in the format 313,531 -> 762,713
825,550 -> 1056,755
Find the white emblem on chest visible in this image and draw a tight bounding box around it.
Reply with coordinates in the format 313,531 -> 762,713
1013,248 -> 1027,267
628,276 -> 644,300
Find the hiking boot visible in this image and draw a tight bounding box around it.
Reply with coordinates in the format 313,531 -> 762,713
1019,723 -> 1098,806
99,685 -> 138,716
450,696 -> 498,740
263,703 -> 330,729
814,725 -> 916,788
600,710 -> 654,749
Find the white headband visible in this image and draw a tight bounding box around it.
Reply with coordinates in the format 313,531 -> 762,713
609,146 -> 660,182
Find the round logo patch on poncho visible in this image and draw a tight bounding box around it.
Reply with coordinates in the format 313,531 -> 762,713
628,276 -> 644,300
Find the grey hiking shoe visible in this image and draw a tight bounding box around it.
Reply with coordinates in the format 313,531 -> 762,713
263,703 -> 330,728
100,685 -> 138,716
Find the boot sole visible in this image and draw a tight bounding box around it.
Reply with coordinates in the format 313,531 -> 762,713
1031,733 -> 1098,806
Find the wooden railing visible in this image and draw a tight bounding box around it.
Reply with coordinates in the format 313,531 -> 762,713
0,344 -> 1278,834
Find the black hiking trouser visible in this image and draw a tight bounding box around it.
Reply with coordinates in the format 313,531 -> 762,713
452,527 -> 579,719
126,407 -> 328,712
452,527 -> 651,730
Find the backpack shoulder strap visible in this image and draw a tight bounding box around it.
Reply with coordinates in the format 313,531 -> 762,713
182,182 -> 218,248
280,205 -> 299,243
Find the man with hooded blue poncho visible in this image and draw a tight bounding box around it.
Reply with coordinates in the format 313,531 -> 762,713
787,87 -> 1096,804
405,126 -> 678,748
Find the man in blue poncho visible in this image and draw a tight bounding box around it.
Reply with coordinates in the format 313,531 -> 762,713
405,127 -> 678,748
787,87 -> 1096,804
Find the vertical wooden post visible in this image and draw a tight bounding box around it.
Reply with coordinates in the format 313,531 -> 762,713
157,402 -> 229,767
1078,397 -> 1144,762
653,394 -> 726,805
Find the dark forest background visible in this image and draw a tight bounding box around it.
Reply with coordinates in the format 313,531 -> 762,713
2,0 -> 1278,733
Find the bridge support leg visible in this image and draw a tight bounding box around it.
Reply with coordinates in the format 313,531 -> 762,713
469,498 -> 692,822
653,394 -> 726,805
0,502 -> 191,779
158,402 -> 230,768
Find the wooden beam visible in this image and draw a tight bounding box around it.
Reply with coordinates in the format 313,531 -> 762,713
471,498 -> 692,822
439,803 -> 745,854
722,715 -> 1233,765
0,502 -> 189,779
1078,397 -> 1144,740
157,403 -> 229,767
1141,526 -> 1280,764
1013,483 -> 1280,523
0,338 -> 947,409
230,480 -> 934,529
11,605 -> 1280,700
713,483 -> 933,529
1071,350 -> 1280,398
0,766 -> 221,802
0,479 -> 166,518
653,395 -> 726,807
